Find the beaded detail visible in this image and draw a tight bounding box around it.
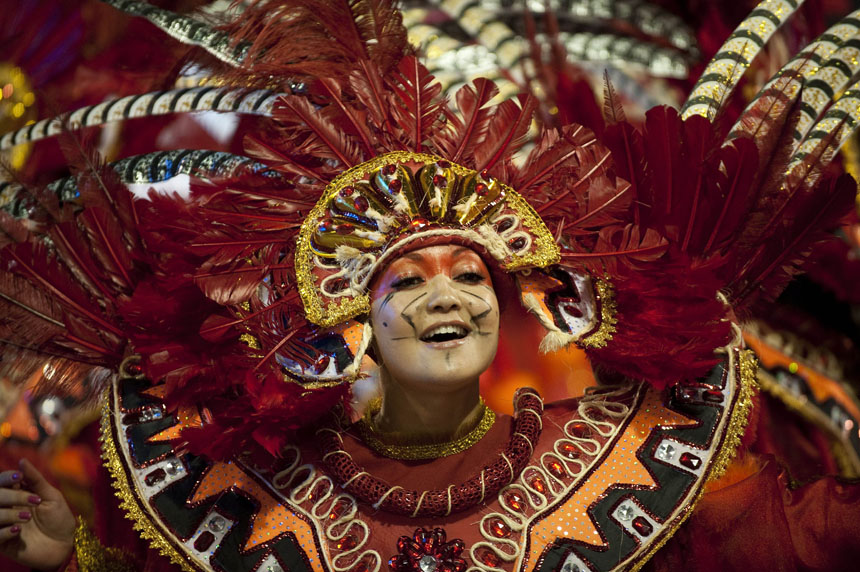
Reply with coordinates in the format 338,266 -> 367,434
354,398 -> 496,460
317,388 -> 544,517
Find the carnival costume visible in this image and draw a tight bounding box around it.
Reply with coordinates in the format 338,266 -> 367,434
1,1 -> 859,571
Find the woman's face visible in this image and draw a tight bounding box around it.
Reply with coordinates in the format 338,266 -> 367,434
369,244 -> 500,394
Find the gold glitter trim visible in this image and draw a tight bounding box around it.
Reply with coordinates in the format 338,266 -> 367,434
296,151 -> 559,326
579,277 -> 616,349
239,332 -> 261,350
355,398 -> 496,460
503,190 -> 561,270
707,349 -> 758,482
99,387 -> 198,572
73,516 -> 133,572
627,348 -> 758,572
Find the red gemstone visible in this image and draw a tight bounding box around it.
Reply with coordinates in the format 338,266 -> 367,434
547,461 -> 566,478
126,363 -> 143,375
632,517 -> 653,536
480,169 -> 490,179
388,179 -> 402,192
336,223 -> 355,235
475,183 -> 488,196
389,555 -> 410,571
504,490 -> 526,512
433,174 -> 447,188
329,499 -> 350,520
340,185 -> 355,197
353,196 -> 369,211
194,531 -> 215,551
570,422 -> 591,438
336,534 -> 357,550
144,468 -> 166,486
312,355 -> 330,374
477,549 -> 500,567
318,218 -> 334,233
446,538 -> 465,557
560,442 -> 580,459
703,389 -> 723,403
529,474 -> 546,494
679,452 -> 702,470
382,164 -> 397,175
562,303 -> 583,318
509,237 -> 526,250
674,386 -> 698,403
496,218 -> 512,232
487,518 -> 511,538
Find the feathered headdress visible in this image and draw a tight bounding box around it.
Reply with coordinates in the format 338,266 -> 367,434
0,0 -> 856,459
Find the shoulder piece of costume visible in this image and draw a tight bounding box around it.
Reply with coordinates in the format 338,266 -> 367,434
102,349 -> 756,572
1,1 -> 859,571
744,323 -> 860,477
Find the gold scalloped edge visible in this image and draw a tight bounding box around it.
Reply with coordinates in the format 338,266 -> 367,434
579,277 -> 617,349
625,348 -> 758,572
99,387 -> 199,572
706,349 -> 758,482
74,515 -> 135,572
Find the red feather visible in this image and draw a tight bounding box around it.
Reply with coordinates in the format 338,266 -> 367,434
273,95 -> 364,168
386,56 -> 443,152
244,134 -> 329,181
602,72 -> 626,125
513,124 -> 597,192
431,78 -> 499,165
473,94 -> 538,174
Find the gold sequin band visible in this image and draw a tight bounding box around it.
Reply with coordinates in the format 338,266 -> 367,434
580,277 -> 617,349
356,398 -> 496,460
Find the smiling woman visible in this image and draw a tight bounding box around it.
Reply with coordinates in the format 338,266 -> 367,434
369,245 -> 500,440
2,1 -> 860,572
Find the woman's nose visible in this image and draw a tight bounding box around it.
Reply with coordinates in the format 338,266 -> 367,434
425,275 -> 461,312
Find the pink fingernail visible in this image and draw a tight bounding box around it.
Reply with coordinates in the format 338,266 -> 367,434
18,511 -> 30,520
28,495 -> 41,505
10,525 -> 20,534
10,472 -> 21,481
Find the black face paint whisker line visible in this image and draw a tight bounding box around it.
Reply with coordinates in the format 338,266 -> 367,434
378,291 -> 396,312
470,308 -> 493,336
400,292 -> 427,334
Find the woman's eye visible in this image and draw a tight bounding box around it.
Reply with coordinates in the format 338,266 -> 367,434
391,276 -> 424,289
455,272 -> 486,284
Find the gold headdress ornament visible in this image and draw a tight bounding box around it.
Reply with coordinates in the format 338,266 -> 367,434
296,151 -> 559,326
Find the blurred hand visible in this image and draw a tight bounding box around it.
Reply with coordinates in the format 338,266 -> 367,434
0,459 -> 76,571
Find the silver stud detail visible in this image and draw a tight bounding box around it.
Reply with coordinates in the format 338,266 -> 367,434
655,442 -> 676,461
208,515 -> 226,532
617,503 -> 635,521
165,459 -> 183,475
418,555 -> 439,572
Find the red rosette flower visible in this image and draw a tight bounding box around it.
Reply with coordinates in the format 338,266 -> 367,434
388,528 -> 467,572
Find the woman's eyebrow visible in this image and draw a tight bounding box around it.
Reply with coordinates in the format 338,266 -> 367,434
401,252 -> 425,262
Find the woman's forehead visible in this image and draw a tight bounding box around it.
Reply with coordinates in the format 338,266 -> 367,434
385,245 -> 486,273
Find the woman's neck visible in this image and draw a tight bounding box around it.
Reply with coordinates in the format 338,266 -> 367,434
372,369 -> 483,443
